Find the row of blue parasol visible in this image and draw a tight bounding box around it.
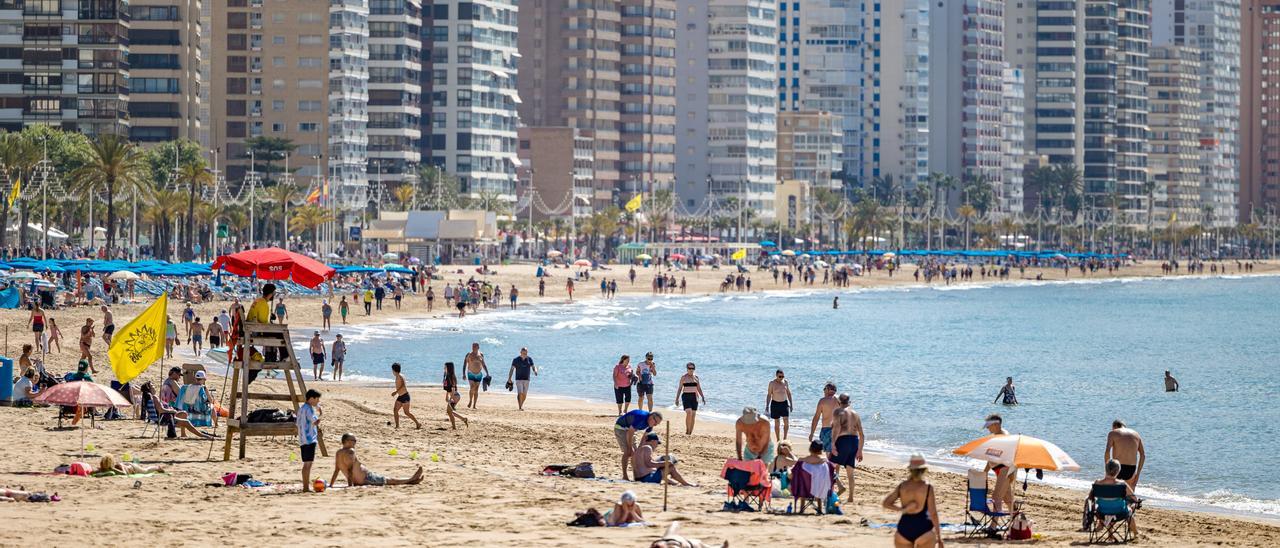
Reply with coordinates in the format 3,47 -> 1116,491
765,249 -> 1128,259
0,258 -> 213,277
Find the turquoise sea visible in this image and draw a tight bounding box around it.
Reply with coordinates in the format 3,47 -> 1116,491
326,275 -> 1280,518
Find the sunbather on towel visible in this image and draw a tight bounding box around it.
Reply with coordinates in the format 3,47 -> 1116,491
606,490 -> 645,526
0,488 -> 57,502
329,433 -> 423,487
98,454 -> 165,475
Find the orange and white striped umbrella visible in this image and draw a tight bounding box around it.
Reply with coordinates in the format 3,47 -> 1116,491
953,434 -> 1080,472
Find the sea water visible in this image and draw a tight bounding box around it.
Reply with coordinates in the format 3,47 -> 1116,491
328,275 -> 1280,517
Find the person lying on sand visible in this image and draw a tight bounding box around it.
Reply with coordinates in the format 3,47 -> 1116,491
606,490 -> 645,526
649,522 -> 728,548
0,488 -> 58,503
98,454 -> 165,475
329,433 -> 424,487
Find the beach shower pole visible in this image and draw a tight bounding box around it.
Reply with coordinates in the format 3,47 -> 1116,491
662,419 -> 670,512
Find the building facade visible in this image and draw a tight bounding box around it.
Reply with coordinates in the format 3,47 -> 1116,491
860,0 -> 930,190
1004,0 -> 1088,171
128,0 -> 202,143
0,0 -> 131,135
1153,0 -> 1240,227
618,0 -> 677,203
365,0 -> 421,197
676,0 -> 778,218
423,0 -> 520,201
515,126 -> 594,220
1148,45 -> 1200,227
776,111 -> 840,189
1242,0 -> 1280,222
329,0 -> 370,210
777,0 -> 861,181
1000,66 -> 1026,215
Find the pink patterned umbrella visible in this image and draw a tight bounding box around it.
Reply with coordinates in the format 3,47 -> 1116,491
35,381 -> 131,408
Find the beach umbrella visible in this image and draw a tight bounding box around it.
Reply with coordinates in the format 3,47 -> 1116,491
635,253 -> 653,261
953,434 -> 1079,472
211,247 -> 336,289
107,270 -> 141,281
882,252 -> 896,260
35,381 -> 132,452
546,250 -> 563,258
6,271 -> 39,280
382,252 -> 400,260
670,253 -> 686,261
573,259 -> 591,267
780,250 -> 796,257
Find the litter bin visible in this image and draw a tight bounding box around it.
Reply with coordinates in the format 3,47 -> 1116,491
0,356 -> 13,402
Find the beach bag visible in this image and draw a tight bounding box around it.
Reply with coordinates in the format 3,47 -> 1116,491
568,462 -> 595,479
1008,512 -> 1033,540
567,508 -> 605,527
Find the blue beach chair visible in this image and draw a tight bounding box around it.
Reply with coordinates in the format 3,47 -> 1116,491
964,469 -> 1009,538
1086,482 -> 1139,543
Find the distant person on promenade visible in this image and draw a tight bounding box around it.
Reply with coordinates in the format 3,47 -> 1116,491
298,389 -> 322,492
391,362 -> 420,429
1105,420 -> 1146,490
506,347 -> 537,411
829,393 -> 864,502
635,352 -> 657,412
735,407 -> 774,465
675,362 -> 705,435
612,355 -> 634,415
463,342 -> 489,409
330,433 -> 423,487
442,362 -> 469,429
994,376 -> 1018,405
331,334 -> 346,381
765,369 -> 794,440
614,409 -> 662,481
1164,371 -> 1179,392
984,414 -> 1015,512
808,382 -> 839,454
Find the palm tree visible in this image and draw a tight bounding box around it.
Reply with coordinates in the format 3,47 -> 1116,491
468,189 -> 510,216
244,137 -> 296,185
175,160 -> 212,260
69,134 -> 147,255
263,181 -> 302,247
195,202 -> 221,258
417,164 -> 460,210
958,204 -> 978,249
0,133 -> 36,249
142,187 -> 186,261
393,183 -> 415,211
289,204 -> 335,251
222,208 -> 248,247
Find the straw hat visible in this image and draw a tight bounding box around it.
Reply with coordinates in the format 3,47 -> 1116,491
908,453 -> 928,470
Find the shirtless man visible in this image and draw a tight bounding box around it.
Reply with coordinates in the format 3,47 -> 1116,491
735,407 -> 774,465
1163,370 -> 1179,392
765,369 -> 794,441
329,433 -> 423,487
829,393 -> 865,501
309,331 -> 326,380
101,306 -> 115,344
808,382 -> 839,455
79,318 -> 96,373
1104,420 -> 1146,490
983,413 -> 1015,512
391,362 -> 421,429
463,342 -> 489,409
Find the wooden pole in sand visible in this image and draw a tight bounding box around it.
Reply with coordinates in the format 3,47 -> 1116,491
662,420 -> 670,511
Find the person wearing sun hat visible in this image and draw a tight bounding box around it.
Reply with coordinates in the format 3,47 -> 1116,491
882,453 -> 942,548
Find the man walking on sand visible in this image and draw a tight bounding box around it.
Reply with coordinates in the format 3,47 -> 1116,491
1105,419 -> 1146,490
463,342 -> 489,409
101,306 -> 115,344
765,369 -> 794,441
298,389 -> 322,492
506,347 -> 537,411
808,382 -> 839,454
391,362 -> 420,429
309,331 -> 326,380
829,393 -> 864,502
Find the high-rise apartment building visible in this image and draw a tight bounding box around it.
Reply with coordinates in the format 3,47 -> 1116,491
776,111 -> 840,189
518,0 -> 676,209
1148,45 -> 1200,227
0,0 -> 131,135
859,0 -> 930,190
423,0 -> 520,201
127,0 -> 202,143
1242,0 -> 1280,221
328,0 -> 371,210
930,0 -> 1006,203
1000,66 -> 1026,215
366,0 -> 422,193
1005,0 -> 1086,171
777,0 -> 861,182
676,0 -> 778,218
515,126 -> 595,220
1153,0 -> 1240,227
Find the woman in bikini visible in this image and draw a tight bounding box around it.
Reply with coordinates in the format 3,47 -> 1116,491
673,362 -> 705,435
97,454 -> 165,475
29,302 -> 46,347
442,362 -> 469,429
882,454 -> 943,548
47,317 -> 63,353
391,362 -> 420,429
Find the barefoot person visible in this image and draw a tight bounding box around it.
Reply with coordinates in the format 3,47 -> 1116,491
612,355 -> 634,415
635,352 -> 658,412
675,362 -> 705,435
1105,420 -> 1146,490
391,362 -> 420,429
297,389 -> 322,492
78,318 -> 96,373
735,407 -> 774,465
882,454 -> 943,548
442,362 -> 469,429
462,342 -> 489,409
309,331 -> 326,380
983,414 -> 1015,512
329,433 -> 424,487
829,393 -> 865,502
614,409 -> 663,481
506,347 -> 537,411
633,433 -> 695,486
331,334 -> 347,381
1163,370 -> 1179,392
765,369 -> 794,440
808,382 -> 839,454
101,305 -> 115,344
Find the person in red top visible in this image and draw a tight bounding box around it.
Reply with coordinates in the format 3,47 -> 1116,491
612,355 -> 634,415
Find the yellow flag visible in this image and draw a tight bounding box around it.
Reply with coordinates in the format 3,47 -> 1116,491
6,177 -> 19,208
624,193 -> 642,213
109,293 -> 169,384
1170,212 -> 1177,224
731,248 -> 747,261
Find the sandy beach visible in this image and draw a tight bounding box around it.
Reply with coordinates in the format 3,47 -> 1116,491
2,260 -> 1278,546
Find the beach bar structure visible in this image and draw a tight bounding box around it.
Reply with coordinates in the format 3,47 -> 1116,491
362,210 -> 500,262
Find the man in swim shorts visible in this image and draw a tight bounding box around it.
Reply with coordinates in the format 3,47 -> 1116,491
765,369 -> 793,440
1105,419 -> 1145,490
330,433 -> 423,487
829,393 -> 864,501
735,407 -> 774,465
463,342 -> 488,409
808,382 -> 838,454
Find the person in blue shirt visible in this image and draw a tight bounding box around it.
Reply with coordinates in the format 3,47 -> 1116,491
613,409 -> 662,481
297,389 -> 323,491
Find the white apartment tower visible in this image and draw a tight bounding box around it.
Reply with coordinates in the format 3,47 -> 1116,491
329,0 -> 371,210
777,0 -> 861,183
366,0 -> 423,192
676,0 -> 779,217
1152,0 -> 1241,227
859,0 -> 930,189
1000,66 -> 1026,215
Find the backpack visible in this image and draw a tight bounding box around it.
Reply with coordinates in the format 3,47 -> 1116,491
567,508 -> 605,527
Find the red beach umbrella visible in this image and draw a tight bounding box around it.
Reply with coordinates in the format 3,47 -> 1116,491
212,247 -> 336,289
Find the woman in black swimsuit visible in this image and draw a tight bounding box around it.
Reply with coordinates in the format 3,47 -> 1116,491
882,454 -> 942,548
673,362 -> 705,435
442,362 -> 468,430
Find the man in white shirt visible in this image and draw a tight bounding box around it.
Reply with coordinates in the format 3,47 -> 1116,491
11,369 -> 38,404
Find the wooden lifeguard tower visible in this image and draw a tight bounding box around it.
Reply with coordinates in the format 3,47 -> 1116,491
222,322 -> 326,460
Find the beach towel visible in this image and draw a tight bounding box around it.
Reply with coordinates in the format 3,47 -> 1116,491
91,470 -> 163,479
0,287 -> 19,309
175,384 -> 212,427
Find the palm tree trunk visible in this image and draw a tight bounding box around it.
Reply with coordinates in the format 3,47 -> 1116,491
106,179 -> 116,256
0,206 -> 8,249
185,185 -> 197,260
19,200 -> 29,250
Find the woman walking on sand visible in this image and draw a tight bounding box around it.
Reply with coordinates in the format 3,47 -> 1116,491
442,362 -> 469,429
675,362 -> 706,435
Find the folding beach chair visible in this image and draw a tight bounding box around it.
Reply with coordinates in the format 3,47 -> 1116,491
1087,483 -> 1139,544
140,393 -> 176,440
964,468 -> 1009,538
789,460 -> 836,515
720,459 -> 770,512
